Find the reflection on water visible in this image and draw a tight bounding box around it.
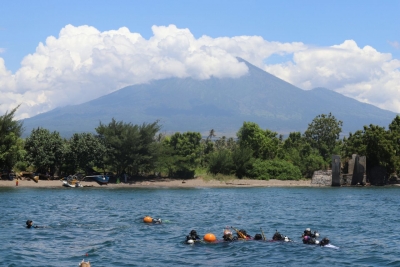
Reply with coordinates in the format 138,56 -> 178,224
1,187 -> 399,266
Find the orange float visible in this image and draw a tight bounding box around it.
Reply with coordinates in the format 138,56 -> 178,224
143,216 -> 153,223
203,233 -> 217,242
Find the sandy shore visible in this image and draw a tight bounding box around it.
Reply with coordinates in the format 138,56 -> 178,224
0,177 -> 313,188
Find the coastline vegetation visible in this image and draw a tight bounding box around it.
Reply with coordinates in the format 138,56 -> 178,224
1,107 -> 400,183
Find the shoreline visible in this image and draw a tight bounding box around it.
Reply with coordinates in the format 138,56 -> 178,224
0,177 -> 313,188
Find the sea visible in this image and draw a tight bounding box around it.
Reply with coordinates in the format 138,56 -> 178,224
1,186 -> 399,266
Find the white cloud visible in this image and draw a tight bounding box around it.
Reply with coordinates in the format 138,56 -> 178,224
0,25 -> 399,119
264,40 -> 400,113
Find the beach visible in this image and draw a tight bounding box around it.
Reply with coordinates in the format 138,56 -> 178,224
0,177 -> 313,188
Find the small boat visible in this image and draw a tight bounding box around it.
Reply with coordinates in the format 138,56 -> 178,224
85,175 -> 109,185
62,180 -> 83,187
61,174 -> 84,188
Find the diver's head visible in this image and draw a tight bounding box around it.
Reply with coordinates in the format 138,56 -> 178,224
304,228 -> 311,235
190,230 -> 197,236
321,237 -> 330,245
223,229 -> 232,236
26,220 -> 33,227
239,229 -> 247,236
254,234 -> 263,240
153,218 -> 162,224
273,232 -> 281,240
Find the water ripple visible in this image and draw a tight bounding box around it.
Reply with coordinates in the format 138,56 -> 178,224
1,187 -> 399,266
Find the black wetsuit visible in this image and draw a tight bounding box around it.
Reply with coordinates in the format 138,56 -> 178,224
26,224 -> 41,229
152,218 -> 162,224
302,236 -> 317,244
303,230 -> 318,238
222,234 -> 237,242
186,231 -> 201,242
319,238 -> 330,246
273,232 -> 285,241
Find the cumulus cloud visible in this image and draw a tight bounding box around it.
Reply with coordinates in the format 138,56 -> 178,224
0,24 -> 399,119
265,40 -> 400,113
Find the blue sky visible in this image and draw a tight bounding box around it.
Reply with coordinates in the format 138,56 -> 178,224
0,0 -> 399,118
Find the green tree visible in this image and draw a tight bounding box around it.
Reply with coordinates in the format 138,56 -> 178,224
237,122 -> 280,159
342,124 -> 395,174
304,113 -> 343,161
277,132 -> 326,177
0,106 -> 25,171
341,130 -> 366,158
363,124 -> 394,173
64,133 -> 107,174
24,128 -> 64,175
96,119 -> 160,175
207,149 -> 234,175
231,146 -> 254,178
389,115 -> 400,172
163,131 -> 202,177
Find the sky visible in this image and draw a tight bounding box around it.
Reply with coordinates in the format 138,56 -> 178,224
1,0 -> 399,119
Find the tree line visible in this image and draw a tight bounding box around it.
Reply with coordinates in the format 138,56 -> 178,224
1,106 -> 400,181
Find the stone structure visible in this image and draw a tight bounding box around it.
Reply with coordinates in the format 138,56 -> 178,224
347,154 -> 366,185
311,170 -> 332,186
331,155 -> 341,186
341,174 -> 353,185
311,154 -> 367,186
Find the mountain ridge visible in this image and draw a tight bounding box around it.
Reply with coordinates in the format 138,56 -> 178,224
22,59 -> 398,138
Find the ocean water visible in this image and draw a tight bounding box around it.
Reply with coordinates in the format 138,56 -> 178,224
1,186 -> 399,266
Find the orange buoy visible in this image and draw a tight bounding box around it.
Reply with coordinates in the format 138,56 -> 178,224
203,233 -> 217,242
143,216 -> 153,223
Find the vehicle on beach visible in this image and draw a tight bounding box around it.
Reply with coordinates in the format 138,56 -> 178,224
85,174 -> 109,185
1,169 -> 16,180
61,174 -> 84,187
62,180 -> 83,187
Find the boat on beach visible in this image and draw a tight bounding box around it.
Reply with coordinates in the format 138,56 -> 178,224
61,174 -> 83,188
62,180 -> 83,187
85,175 -> 109,185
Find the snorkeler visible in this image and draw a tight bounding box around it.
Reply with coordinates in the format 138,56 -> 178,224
302,235 -> 319,245
222,228 -> 237,242
143,216 -> 162,224
319,237 -> 330,246
236,229 -> 252,240
272,230 -> 291,242
253,234 -> 263,240
152,218 -> 162,224
186,230 -> 201,243
26,220 -> 42,228
302,228 -> 319,238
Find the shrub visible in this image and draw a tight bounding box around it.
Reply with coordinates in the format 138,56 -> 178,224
248,159 -> 302,180
207,149 -> 234,175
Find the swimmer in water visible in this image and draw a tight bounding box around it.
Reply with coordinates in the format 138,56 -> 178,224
272,230 -> 291,242
26,220 -> 42,228
302,228 -> 319,238
319,237 -> 330,246
186,230 -> 201,243
222,229 -> 237,242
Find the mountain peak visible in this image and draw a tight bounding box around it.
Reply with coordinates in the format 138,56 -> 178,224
22,60 -> 396,138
